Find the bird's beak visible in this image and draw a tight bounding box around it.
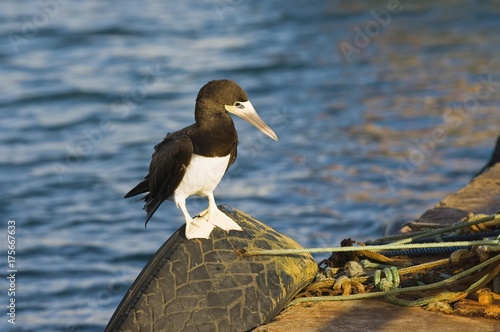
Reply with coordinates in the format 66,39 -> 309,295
225,101 -> 278,141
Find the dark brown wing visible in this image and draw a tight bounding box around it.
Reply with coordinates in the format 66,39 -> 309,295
125,130 -> 194,225
227,142 -> 237,172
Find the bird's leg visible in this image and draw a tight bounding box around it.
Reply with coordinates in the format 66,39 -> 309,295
194,193 -> 217,220
197,193 -> 242,232
176,197 -> 214,239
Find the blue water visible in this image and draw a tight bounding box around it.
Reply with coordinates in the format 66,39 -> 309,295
1,1 -> 499,331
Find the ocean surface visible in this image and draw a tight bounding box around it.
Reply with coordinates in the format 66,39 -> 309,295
1,1 -> 499,331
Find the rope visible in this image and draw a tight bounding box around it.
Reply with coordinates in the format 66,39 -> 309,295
386,291 -> 468,307
479,244 -> 500,252
238,213 -> 500,309
416,229 -> 500,243
241,238 -> 500,257
369,213 -> 500,245
373,267 -> 400,291
391,214 -> 499,245
382,246 -> 469,257
286,253 -> 500,307
375,229 -> 500,245
240,214 -> 500,257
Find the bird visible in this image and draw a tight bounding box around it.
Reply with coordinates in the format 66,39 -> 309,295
124,79 -> 278,239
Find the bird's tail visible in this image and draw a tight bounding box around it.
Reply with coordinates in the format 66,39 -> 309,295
124,178 -> 164,226
124,179 -> 149,198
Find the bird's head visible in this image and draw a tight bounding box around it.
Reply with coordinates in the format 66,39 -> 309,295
195,79 -> 278,141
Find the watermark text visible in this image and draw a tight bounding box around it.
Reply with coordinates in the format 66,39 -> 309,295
6,220 -> 17,325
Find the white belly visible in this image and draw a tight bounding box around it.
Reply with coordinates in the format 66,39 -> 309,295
174,154 -> 230,199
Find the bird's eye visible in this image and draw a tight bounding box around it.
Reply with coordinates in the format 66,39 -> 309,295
234,102 -> 244,109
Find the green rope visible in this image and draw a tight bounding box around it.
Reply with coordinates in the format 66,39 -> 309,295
248,213 -> 500,308
385,291 -> 468,307
479,244 -> 500,252
370,213 -> 500,245
286,253 -> 500,307
374,267 -> 400,291
391,214 -> 500,245
242,238 -> 500,257
465,273 -> 491,293
241,214 -> 500,257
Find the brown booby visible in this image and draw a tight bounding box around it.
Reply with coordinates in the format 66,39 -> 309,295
124,79 -> 278,239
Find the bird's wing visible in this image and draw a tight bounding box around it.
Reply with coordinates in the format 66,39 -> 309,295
125,131 -> 194,224
227,143 -> 237,172
149,133 -> 193,199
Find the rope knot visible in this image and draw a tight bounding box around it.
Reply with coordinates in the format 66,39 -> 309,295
345,261 -> 364,277
450,249 -> 470,264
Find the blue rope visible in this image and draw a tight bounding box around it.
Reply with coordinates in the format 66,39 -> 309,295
407,230 -> 500,244
374,230 -> 500,256
383,246 -> 470,257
